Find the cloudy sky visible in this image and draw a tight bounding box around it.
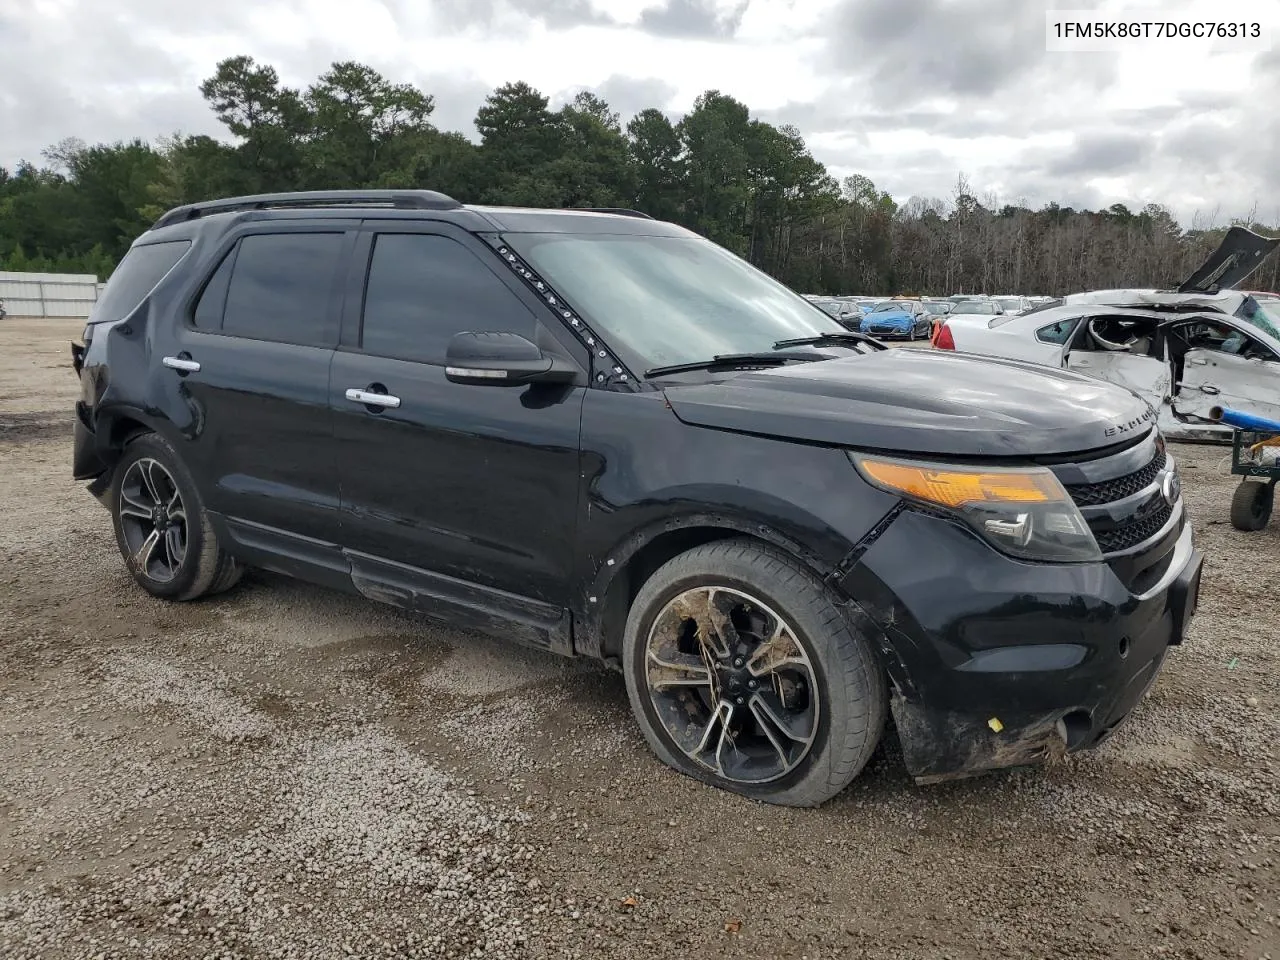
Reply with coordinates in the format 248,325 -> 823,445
2,0 -> 1278,225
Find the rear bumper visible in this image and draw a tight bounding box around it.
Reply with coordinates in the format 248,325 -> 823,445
841,509 -> 1201,782
72,402 -> 107,480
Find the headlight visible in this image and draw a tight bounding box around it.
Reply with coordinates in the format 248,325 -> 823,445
849,454 -> 1101,562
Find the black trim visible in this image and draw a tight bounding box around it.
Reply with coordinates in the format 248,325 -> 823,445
218,515 -> 352,592
345,550 -> 574,655
153,190 -> 462,229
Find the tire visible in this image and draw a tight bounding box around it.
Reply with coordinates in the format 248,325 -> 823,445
1229,480 -> 1274,531
109,432 -> 241,600
622,538 -> 886,807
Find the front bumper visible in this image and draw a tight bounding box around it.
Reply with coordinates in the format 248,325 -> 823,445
841,508 -> 1202,783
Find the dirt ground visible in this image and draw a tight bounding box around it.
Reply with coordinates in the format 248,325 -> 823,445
1,316 -> 1277,960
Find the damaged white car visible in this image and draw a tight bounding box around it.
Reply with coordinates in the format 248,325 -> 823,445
935,227 -> 1280,440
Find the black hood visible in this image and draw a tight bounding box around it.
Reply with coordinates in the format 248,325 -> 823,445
662,349 -> 1157,458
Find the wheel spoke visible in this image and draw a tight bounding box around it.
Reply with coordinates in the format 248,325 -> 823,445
751,689 -> 815,744
668,587 -> 740,659
748,697 -> 794,772
119,488 -> 153,520
133,528 -> 160,574
164,525 -> 185,574
138,460 -> 164,504
647,650 -> 713,690
166,489 -> 184,521
746,622 -> 811,680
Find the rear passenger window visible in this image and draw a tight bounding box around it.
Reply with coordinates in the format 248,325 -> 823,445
191,248 -> 237,329
91,240 -> 190,325
1036,318 -> 1079,344
361,234 -> 535,364
221,233 -> 344,346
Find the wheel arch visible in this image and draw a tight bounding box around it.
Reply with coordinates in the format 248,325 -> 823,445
577,513 -> 839,664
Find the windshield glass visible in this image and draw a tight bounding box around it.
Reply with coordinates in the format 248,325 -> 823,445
952,300 -> 997,314
996,298 -> 1023,312
505,233 -> 845,369
922,301 -> 950,314
1237,297 -> 1280,340
873,301 -> 910,313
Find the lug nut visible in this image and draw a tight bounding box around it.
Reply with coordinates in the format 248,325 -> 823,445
733,657 -> 744,667
748,679 -> 758,690
735,696 -> 744,705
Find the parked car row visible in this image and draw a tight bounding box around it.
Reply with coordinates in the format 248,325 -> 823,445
801,293 -> 1057,340
932,227 -> 1280,441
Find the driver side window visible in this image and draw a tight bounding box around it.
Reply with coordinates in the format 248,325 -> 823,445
1173,320 -> 1278,361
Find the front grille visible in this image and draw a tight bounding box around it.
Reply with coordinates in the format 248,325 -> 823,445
1064,448 -> 1167,505
1092,500 -> 1174,553
1060,439 -> 1177,556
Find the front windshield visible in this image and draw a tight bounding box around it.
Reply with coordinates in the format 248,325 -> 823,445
923,301 -> 950,314
1237,297 -> 1280,341
505,233 -> 845,369
873,301 -> 910,313
996,298 -> 1023,312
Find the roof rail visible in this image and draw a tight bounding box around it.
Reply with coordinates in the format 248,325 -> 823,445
577,207 -> 655,220
151,190 -> 463,230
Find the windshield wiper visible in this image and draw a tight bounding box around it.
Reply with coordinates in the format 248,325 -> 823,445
772,331 -> 886,351
644,350 -> 832,379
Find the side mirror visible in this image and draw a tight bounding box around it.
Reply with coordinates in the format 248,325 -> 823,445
444,331 -> 577,386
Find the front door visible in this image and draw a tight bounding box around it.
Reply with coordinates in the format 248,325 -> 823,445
1173,348 -> 1280,424
329,222 -> 587,620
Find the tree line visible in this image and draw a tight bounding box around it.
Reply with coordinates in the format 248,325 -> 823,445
1,55 -> 1277,295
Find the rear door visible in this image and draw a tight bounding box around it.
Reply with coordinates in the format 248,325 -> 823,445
329,221 -> 587,619
168,222 -> 352,578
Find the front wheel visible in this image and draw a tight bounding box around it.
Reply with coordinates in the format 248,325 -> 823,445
622,539 -> 886,807
110,433 -> 242,600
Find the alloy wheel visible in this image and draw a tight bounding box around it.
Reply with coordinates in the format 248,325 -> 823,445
644,586 -> 819,784
117,458 -> 188,583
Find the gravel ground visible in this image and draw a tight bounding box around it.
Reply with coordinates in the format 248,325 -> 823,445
1,317 -> 1277,960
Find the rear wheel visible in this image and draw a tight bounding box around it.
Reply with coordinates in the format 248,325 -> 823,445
110,433 -> 241,600
622,539 -> 886,807
1230,479 -> 1274,531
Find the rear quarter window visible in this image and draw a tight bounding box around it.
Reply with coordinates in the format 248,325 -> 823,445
89,240 -> 191,325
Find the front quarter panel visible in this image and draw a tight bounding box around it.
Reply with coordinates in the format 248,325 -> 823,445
574,389 -> 901,653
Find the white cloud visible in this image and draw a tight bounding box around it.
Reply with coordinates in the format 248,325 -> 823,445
1,0 -> 1277,225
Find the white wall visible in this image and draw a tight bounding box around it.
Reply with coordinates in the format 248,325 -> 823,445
0,271 -> 100,320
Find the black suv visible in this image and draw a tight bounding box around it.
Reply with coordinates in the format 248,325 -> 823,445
72,190 -> 1203,805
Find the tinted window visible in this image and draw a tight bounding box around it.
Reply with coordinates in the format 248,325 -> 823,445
361,234 -> 536,364
191,247 -> 237,329
222,233 -> 344,347
1036,318 -> 1079,344
89,240 -> 190,325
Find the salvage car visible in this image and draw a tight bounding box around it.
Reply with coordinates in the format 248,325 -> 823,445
72,190 -> 1201,806
937,228 -> 1280,441
858,299 -> 932,340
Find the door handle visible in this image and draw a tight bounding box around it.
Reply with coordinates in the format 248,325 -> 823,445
162,355 -> 200,373
345,387 -> 401,409
1188,356 -> 1208,365
1199,384 -> 1220,395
